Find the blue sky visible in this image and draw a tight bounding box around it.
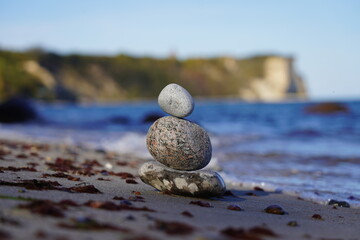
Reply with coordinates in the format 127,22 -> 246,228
0,0 -> 359,99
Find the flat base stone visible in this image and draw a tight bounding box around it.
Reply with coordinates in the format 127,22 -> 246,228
139,161 -> 226,198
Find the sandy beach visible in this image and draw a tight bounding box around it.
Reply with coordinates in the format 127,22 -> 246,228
0,138 -> 359,240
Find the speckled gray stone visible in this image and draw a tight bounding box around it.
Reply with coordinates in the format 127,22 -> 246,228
147,116 -> 212,171
139,161 -> 226,198
158,83 -> 194,118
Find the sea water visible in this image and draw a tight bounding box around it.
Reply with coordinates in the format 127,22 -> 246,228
1,100 -> 359,208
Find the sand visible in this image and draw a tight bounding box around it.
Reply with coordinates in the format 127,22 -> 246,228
0,138 -> 359,240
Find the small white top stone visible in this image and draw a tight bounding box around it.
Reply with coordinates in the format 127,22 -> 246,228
158,83 -> 194,118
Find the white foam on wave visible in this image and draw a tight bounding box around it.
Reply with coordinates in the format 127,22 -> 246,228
0,126 -> 151,158
218,170 -> 360,209
98,132 -> 151,158
219,171 -> 281,192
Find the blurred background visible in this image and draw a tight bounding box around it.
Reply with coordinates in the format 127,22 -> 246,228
0,0 -> 359,102
0,0 -> 360,206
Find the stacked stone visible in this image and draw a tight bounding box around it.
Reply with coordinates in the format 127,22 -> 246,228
139,84 -> 226,198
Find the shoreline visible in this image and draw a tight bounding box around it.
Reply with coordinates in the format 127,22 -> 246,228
0,138 -> 359,240
2,132 -> 360,209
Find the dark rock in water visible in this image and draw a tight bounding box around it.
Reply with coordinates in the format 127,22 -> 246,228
138,161 -> 226,198
348,196 -> 360,201
108,116 -> 130,124
286,129 -> 321,137
0,98 -> 38,123
328,199 -> 350,208
305,102 -> 349,114
147,116 -> 212,171
142,113 -> 164,123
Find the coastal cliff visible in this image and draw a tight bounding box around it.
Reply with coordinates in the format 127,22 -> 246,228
0,50 -> 306,102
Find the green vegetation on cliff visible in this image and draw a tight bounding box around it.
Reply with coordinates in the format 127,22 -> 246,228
0,49 -> 306,102
0,51 -> 43,99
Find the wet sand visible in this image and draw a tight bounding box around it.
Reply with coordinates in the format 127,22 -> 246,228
0,139 -> 359,240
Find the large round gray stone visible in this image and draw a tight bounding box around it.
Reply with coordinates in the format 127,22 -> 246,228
147,116 -> 212,171
158,83 -> 194,118
139,161 -> 226,198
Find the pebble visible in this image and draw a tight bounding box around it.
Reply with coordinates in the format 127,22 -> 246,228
181,211 -> 193,217
311,214 -> 323,220
264,205 -> 286,215
328,199 -> 350,208
146,116 -> 212,171
158,83 -> 194,118
138,161 -> 226,198
227,204 -> 242,211
287,221 -> 299,227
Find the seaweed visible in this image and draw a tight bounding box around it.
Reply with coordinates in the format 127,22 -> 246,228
0,229 -> 11,240
126,179 -> 138,184
17,199 -> 81,218
221,226 -> 278,240
128,196 -> 145,202
69,185 -> 101,194
15,153 -> 28,159
124,236 -> 156,240
0,149 -> 11,156
0,194 -> 34,201
249,226 -> 278,237
0,166 -> 36,172
0,216 -> 21,226
58,217 -> 130,232
18,200 -> 65,218
0,179 -> 62,190
97,177 -> 111,181
42,172 -> 81,181
113,196 -> 145,202
189,201 -> 213,208
0,180 -> 100,194
46,158 -> 79,172
81,159 -> 102,168
84,200 -> 155,212
100,170 -> 135,179
181,211 -> 193,218
312,214 -> 323,220
153,219 -> 195,235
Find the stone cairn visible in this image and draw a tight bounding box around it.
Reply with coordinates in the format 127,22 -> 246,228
139,83 -> 226,198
